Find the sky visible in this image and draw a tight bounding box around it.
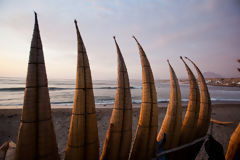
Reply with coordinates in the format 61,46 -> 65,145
0,0 -> 240,80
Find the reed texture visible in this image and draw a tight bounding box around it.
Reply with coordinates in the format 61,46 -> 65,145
185,57 -> 211,160
130,36 -> 158,160
65,20 -> 99,160
179,56 -> 200,145
14,13 -> 59,160
157,60 -> 182,151
185,57 -> 211,138
100,37 -> 132,160
225,123 -> 240,160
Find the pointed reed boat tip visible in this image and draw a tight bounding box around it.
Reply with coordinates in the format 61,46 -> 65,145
185,57 -> 194,64
34,11 -> 38,23
74,19 -> 78,28
74,19 -> 79,33
132,35 -> 139,44
74,19 -> 77,24
180,56 -> 186,63
113,36 -> 118,47
167,59 -> 170,64
113,36 -> 117,43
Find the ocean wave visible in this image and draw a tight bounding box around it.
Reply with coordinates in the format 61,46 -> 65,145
211,98 -> 240,102
0,87 -> 25,92
51,101 -> 73,105
0,86 -> 142,92
0,87 -> 74,92
94,86 -> 142,90
49,87 -> 74,91
1,97 -> 240,106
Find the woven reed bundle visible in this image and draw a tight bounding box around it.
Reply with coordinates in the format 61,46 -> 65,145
14,13 -> 59,160
100,37 -> 132,160
130,36 -> 158,160
184,57 -> 211,160
179,56 -> 200,145
157,61 -> 182,151
185,57 -> 211,138
65,20 -> 99,160
225,123 -> 240,160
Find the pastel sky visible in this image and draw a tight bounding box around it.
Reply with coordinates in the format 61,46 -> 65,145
0,0 -> 239,80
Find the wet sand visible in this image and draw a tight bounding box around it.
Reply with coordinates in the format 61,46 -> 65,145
0,103 -> 239,159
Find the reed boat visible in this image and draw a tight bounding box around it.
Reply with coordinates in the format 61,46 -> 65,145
184,57 -> 211,160
14,13 -> 59,160
225,123 -> 240,160
157,60 -> 182,151
179,56 -> 200,145
130,36 -> 158,160
65,20 -> 99,160
100,37 -> 132,160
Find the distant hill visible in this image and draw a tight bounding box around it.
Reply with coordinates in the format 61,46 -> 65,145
203,72 -> 223,78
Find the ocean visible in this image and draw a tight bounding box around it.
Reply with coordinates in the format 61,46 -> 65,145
0,77 -> 239,108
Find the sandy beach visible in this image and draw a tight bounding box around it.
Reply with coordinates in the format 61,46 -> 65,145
0,103 -> 239,159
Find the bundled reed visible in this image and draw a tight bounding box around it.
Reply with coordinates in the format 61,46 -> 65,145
185,57 -> 211,138
14,13 -> 59,160
130,36 -> 158,160
157,60 -> 182,151
65,20 -> 99,160
185,57 -> 211,159
179,56 -> 200,145
100,37 -> 132,160
225,123 -> 240,160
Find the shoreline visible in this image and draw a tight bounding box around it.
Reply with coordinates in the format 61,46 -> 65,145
0,100 -> 240,109
0,103 -> 239,159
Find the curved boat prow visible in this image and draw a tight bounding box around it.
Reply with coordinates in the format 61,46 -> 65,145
185,57 -> 211,138
225,123 -> 240,160
101,37 -> 132,160
179,56 -> 200,145
184,57 -> 211,160
130,36 -> 158,160
157,60 -> 182,150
